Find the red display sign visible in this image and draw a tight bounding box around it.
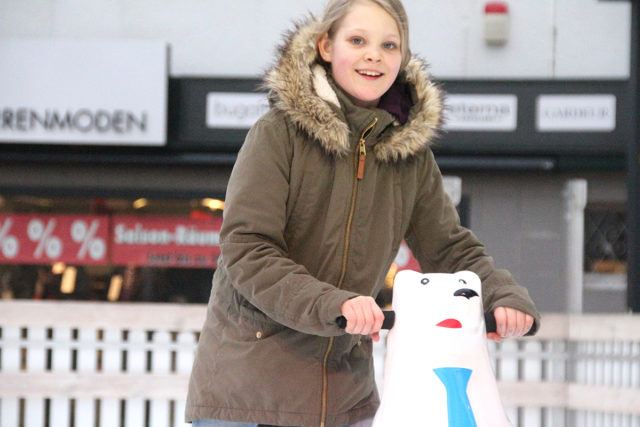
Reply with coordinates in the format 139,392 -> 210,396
1,213 -> 408,272
111,215 -> 223,268
0,214 -> 109,265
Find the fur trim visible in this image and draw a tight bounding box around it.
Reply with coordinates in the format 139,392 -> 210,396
312,65 -> 340,108
373,59 -> 443,162
264,15 -> 443,162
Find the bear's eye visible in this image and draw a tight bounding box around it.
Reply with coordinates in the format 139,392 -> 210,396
454,288 -> 478,299
458,279 -> 467,285
420,278 -> 430,285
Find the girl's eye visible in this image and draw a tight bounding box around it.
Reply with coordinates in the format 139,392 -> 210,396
383,42 -> 397,50
350,37 -> 364,45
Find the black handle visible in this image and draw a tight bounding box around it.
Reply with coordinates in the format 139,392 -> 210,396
336,310 -> 396,330
336,311 -> 497,333
484,311 -> 497,333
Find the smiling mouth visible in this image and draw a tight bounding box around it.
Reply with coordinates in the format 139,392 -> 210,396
357,70 -> 383,77
436,318 -> 462,329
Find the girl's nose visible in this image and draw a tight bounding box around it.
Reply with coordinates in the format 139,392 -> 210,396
364,48 -> 382,62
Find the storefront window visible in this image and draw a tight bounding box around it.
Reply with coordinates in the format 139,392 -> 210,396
583,202 -> 627,311
585,202 -> 627,274
0,195 -> 223,303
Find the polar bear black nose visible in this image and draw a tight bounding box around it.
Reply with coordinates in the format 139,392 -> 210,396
454,288 -> 478,299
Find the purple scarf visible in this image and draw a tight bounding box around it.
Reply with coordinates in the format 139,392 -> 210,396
377,81 -> 413,124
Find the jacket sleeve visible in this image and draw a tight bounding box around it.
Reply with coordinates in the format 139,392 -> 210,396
405,149 -> 541,335
218,113 -> 358,337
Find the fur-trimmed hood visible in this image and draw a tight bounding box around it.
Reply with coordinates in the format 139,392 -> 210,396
264,15 -> 444,162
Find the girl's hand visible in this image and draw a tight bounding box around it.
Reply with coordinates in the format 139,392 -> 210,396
487,306 -> 534,342
340,296 -> 385,342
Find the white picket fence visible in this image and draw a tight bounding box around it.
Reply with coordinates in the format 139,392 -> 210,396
1,301 -> 640,427
488,314 -> 640,427
0,301 -> 201,427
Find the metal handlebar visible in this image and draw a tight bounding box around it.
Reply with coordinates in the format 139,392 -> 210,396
336,311 -> 498,333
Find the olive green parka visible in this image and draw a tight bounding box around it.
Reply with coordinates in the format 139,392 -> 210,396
186,16 -> 540,427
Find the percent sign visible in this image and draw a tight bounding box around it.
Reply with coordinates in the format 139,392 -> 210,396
28,219 -> 63,259
71,220 -> 106,260
0,218 -> 19,258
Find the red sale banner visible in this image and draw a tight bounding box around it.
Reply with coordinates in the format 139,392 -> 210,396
111,215 -> 223,268
0,214 -> 109,265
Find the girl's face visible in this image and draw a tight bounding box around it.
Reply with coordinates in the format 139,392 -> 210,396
318,1 -> 402,108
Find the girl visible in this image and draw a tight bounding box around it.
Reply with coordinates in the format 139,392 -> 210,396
186,1 -> 540,426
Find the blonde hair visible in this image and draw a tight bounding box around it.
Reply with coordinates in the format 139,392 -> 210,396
317,0 -> 411,69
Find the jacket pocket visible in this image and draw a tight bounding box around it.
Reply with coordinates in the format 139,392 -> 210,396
230,290 -> 285,341
350,336 -> 373,360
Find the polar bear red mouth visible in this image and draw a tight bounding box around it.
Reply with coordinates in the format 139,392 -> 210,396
436,318 -> 462,328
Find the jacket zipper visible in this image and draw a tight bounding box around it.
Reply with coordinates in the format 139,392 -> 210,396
356,118 -> 378,180
320,117 -> 378,427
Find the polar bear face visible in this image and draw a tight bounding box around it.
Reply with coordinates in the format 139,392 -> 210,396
391,270 -> 484,339
374,270 -> 511,427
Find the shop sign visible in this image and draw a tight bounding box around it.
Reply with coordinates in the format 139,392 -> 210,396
0,39 -> 167,145
206,92 -> 269,129
111,216 -> 223,268
536,94 -> 616,132
443,95 -> 518,131
0,214 -> 109,265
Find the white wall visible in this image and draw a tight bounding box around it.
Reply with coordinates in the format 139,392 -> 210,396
555,0 -> 631,79
0,0 -> 631,79
407,0 -> 557,79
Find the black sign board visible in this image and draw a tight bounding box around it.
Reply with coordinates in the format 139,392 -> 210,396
168,77 -> 632,158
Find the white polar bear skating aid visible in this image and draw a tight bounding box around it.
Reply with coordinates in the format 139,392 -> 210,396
372,270 -> 511,427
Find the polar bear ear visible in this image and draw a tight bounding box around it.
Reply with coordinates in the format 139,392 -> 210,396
393,269 -> 421,285
392,270 -> 429,306
392,270 -> 418,298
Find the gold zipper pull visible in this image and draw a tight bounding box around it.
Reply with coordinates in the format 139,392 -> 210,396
357,140 -> 366,180
356,117 -> 378,180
